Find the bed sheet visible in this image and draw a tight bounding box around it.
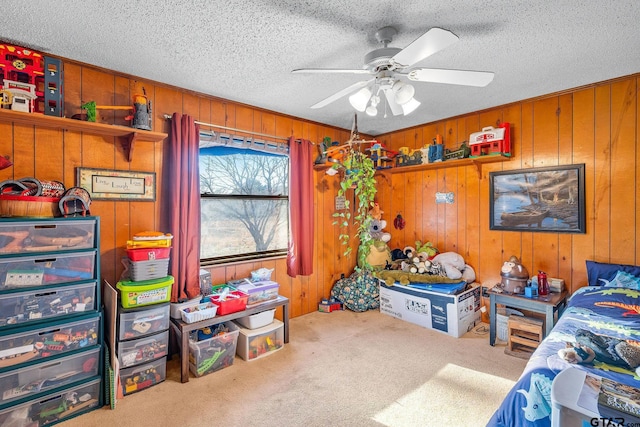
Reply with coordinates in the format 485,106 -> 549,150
487,286 -> 640,427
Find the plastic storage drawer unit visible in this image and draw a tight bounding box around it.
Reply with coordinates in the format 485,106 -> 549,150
118,330 -> 169,368
120,356 -> 166,396
118,303 -> 170,341
116,276 -> 174,308
0,347 -> 100,405
0,250 -> 96,290
236,319 -> 284,361
0,314 -> 101,369
0,378 -> 101,425
0,282 -> 96,326
0,218 -> 97,255
188,321 -> 239,377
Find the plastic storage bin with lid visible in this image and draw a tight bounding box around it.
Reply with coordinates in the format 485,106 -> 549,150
116,275 -> 174,309
188,321 -> 239,377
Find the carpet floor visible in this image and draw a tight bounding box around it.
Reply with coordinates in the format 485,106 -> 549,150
59,309 -> 526,427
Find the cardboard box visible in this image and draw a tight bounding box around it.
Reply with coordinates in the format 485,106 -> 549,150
379,282 -> 481,338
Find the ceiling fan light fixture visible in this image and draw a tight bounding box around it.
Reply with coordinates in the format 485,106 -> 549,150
365,95 -> 380,116
401,97 -> 421,116
392,81 -> 415,105
348,87 -> 372,112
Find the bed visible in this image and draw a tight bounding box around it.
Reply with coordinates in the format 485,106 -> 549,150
487,260 -> 640,427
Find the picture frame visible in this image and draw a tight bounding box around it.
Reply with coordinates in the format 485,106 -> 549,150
489,164 -> 586,233
76,167 -> 156,201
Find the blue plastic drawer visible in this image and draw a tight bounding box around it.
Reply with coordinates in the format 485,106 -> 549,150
0,347 -> 100,405
0,282 -> 97,327
0,218 -> 97,255
0,314 -> 100,369
0,250 -> 97,290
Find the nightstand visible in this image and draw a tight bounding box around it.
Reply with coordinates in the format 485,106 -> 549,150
489,288 -> 568,346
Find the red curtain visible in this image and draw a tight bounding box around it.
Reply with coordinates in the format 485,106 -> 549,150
161,113 -> 202,302
287,137 -> 314,277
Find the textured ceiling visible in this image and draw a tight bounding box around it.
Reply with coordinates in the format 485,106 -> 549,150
3,1 -> 640,136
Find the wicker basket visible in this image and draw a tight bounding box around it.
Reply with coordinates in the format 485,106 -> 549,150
0,195 -> 62,217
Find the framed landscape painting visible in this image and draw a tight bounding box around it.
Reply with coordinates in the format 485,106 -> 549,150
489,164 -> 586,233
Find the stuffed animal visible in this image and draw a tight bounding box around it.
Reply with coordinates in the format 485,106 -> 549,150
430,252 -> 467,280
369,219 -> 391,243
558,329 -> 640,376
415,240 -> 438,260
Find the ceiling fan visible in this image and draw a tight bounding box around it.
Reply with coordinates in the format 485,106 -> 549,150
292,26 -> 494,117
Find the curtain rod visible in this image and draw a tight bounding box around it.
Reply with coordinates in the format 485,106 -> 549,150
163,114 -> 290,141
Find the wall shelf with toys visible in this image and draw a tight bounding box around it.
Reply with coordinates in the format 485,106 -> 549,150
0,109 -> 167,162
379,154 -> 511,178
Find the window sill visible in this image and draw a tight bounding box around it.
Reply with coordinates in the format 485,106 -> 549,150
200,252 -> 287,268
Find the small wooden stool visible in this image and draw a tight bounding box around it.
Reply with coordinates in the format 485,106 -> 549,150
505,315 -> 543,359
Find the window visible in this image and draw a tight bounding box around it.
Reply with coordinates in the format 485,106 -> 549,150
199,134 -> 289,264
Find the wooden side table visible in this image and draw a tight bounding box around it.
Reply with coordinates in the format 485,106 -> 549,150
489,289 -> 568,346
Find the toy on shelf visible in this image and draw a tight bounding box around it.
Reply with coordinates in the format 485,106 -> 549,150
365,142 -> 395,170
394,147 -> 422,167
80,93 -> 152,130
443,142 -> 471,160
469,122 -> 511,157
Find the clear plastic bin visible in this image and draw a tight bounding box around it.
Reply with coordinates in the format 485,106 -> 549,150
0,218 -> 97,255
0,314 -> 101,369
0,250 -> 97,290
117,303 -> 170,341
0,282 -> 96,326
0,377 -> 101,425
236,319 -> 284,361
235,308 -> 276,330
120,356 -> 166,396
188,321 -> 239,377
236,280 -> 279,307
0,347 -> 100,404
118,330 -> 169,368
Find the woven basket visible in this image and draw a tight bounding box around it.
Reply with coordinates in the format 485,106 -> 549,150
0,195 -> 62,217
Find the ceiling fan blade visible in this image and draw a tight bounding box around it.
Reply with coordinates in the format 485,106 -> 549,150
383,89 -> 403,116
392,27 -> 459,68
407,68 -> 495,87
310,79 -> 374,109
292,68 -> 371,75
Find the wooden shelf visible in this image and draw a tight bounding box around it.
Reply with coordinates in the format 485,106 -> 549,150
0,109 -> 168,162
377,154 -> 511,178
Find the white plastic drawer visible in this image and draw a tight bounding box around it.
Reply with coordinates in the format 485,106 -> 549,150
120,357 -> 166,396
0,250 -> 97,290
0,378 -> 101,425
0,219 -> 97,255
118,303 -> 170,341
118,330 -> 169,368
0,314 -> 100,369
0,347 -> 100,405
0,282 -> 96,326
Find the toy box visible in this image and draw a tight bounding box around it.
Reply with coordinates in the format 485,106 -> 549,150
379,282 -> 481,338
188,321 -> 239,377
235,280 -> 279,307
235,319 -> 284,361
116,275 -> 173,308
469,123 -> 511,157
120,356 -> 166,396
235,308 -> 275,329
318,297 -> 343,313
117,303 -> 170,341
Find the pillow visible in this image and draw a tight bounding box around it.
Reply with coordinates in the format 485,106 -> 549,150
586,260 -> 640,287
601,270 -> 640,290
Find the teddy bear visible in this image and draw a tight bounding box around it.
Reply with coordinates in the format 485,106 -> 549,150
430,252 -> 476,283
557,329 -> 640,377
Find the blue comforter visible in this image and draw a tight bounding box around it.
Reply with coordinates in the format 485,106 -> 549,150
487,286 -> 640,427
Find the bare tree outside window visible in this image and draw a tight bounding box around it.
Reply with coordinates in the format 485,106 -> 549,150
199,149 -> 289,260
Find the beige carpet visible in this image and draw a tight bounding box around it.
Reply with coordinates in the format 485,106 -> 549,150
60,309 -> 526,427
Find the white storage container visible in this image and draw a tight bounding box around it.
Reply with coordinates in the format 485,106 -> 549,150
236,319 -> 284,361
169,294 -> 202,319
235,308 -> 276,330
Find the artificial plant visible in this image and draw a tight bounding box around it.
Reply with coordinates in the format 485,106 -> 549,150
332,146 -> 377,271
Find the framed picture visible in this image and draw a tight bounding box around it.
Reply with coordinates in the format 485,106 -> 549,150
76,167 -> 156,201
489,164 -> 586,233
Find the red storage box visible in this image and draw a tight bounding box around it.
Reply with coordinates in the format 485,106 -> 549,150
126,247 -> 172,261
209,290 -> 249,315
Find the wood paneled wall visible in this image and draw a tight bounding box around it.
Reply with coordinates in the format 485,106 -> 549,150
0,59 -> 355,319
374,75 -> 640,294
1,55 -> 638,319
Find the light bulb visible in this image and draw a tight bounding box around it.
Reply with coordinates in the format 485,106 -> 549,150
366,96 -> 379,116
392,81 -> 415,105
348,87 -> 372,112
401,98 -> 421,115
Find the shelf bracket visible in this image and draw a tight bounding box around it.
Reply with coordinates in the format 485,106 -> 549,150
121,133 -> 139,162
